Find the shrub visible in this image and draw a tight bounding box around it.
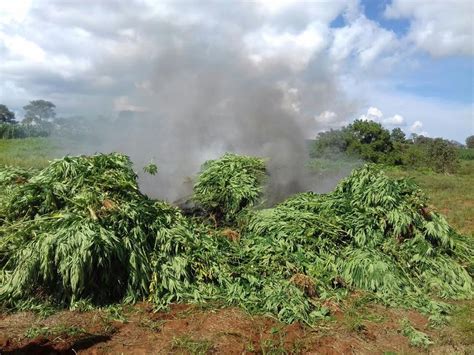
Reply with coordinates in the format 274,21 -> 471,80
426,138 -> 459,173
466,135 -> 474,149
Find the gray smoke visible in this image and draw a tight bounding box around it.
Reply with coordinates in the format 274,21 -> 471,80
61,4 -> 356,203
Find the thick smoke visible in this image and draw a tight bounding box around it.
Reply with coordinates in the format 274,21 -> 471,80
64,5 -> 356,203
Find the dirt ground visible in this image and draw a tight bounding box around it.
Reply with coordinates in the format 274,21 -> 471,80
1,297 -> 472,355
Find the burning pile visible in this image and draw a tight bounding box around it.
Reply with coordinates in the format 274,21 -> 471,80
0,153 -> 472,324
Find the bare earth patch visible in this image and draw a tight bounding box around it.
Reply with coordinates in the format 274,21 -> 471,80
1,299 -> 472,354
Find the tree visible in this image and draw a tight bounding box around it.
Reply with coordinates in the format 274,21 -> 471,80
427,138 -> 459,173
0,104 -> 16,123
310,128 -> 350,158
346,120 -> 393,163
23,100 -> 56,124
466,135 -> 474,149
390,127 -> 406,143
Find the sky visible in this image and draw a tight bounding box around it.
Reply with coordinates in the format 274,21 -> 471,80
0,0 -> 473,142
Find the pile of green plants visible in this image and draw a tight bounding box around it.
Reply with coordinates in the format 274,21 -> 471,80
0,152 -> 472,327
245,166 -> 472,318
193,153 -> 266,222
148,161 -> 472,323
0,153 -> 181,308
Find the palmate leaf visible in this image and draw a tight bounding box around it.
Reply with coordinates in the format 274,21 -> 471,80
0,155 -> 472,326
0,153 -> 181,307
193,153 -> 267,223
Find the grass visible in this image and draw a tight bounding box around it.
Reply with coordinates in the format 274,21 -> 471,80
385,161 -> 474,235
171,336 -> 214,354
449,303 -> 474,345
343,295 -> 385,333
102,304 -> 128,323
24,325 -> 86,338
437,302 -> 474,347
0,138 -> 58,168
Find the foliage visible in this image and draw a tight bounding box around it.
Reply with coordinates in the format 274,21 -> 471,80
23,100 -> 56,125
401,319 -> 433,348
345,120 -> 394,163
149,161 -> 471,324
193,153 -> 267,222
0,153 -> 471,327
459,148 -> 474,161
426,138 -> 459,173
310,121 -> 461,172
466,135 -> 474,149
390,127 -> 406,143
0,104 -> 16,124
143,162 -> 158,175
386,160 -> 474,236
310,129 -> 350,158
0,153 -> 181,307
0,123 -> 51,139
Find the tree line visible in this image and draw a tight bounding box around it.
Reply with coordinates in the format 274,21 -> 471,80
311,119 -> 474,173
2,100 -> 473,173
0,100 -> 57,139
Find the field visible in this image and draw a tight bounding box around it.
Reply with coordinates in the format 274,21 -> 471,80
386,162 -> 474,236
0,138 -> 472,354
0,138 -> 59,169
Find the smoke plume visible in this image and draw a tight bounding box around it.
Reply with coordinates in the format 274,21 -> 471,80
60,3 -> 356,202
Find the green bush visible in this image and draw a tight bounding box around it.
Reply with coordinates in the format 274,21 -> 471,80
466,135 -> 474,149
425,138 -> 459,173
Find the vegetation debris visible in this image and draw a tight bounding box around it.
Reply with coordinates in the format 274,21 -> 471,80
0,152 -> 472,327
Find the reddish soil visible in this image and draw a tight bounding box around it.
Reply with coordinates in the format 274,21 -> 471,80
0,300 -> 472,354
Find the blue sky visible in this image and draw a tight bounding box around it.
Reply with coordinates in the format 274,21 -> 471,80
0,0 -> 473,142
360,0 -> 472,105
361,0 -> 410,35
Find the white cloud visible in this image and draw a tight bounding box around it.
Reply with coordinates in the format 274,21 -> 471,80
358,106 -> 383,121
317,110 -> 338,123
410,120 -> 423,133
330,14 -> 399,68
0,0 -> 32,25
358,107 -> 405,126
0,0 -> 469,143
314,110 -> 349,134
384,114 -> 405,125
0,33 -> 45,61
385,0 -> 474,56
